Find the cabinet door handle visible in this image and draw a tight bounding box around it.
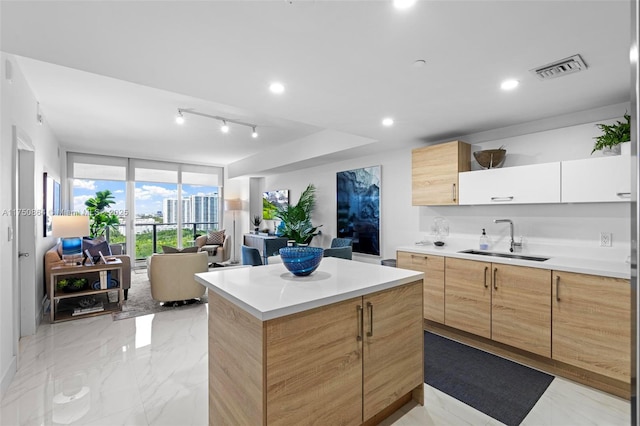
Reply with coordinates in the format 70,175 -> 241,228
616,192 -> 631,198
366,302 -> 374,337
484,266 -> 488,288
493,267 -> 498,290
555,276 -> 560,301
452,183 -> 457,202
356,305 -> 363,341
491,196 -> 514,202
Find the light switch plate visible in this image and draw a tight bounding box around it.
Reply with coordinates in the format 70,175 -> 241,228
600,232 -> 612,247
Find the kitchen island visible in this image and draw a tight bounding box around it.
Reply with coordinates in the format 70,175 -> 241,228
195,257 -> 424,425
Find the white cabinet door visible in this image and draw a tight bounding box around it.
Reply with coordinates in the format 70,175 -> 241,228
561,156 -> 631,203
459,162 -> 561,205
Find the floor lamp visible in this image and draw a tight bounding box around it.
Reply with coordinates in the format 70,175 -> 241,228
225,199 -> 242,264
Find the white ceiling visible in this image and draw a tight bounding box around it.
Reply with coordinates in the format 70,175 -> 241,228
0,1 -> 632,175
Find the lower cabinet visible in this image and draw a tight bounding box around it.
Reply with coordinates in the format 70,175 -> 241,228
492,264 -> 551,357
397,251 -> 445,323
552,271 -> 631,383
444,257 -> 492,338
210,280 -> 424,425
444,258 -> 551,356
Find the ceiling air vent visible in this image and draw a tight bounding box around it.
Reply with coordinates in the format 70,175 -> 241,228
530,54 -> 587,80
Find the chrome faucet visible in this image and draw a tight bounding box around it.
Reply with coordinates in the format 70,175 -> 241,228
494,219 -> 522,252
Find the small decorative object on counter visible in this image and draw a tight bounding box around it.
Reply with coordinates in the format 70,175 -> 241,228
280,246 -> 323,276
479,228 -> 489,250
252,215 -> 262,233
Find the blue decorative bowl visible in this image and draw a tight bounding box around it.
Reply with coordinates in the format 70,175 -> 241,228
279,247 -> 324,276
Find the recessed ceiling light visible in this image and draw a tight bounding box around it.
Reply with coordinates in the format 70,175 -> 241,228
413,59 -> 427,68
269,82 -> 285,94
382,117 -> 394,127
501,79 -> 520,90
394,0 -> 416,10
220,121 -> 230,133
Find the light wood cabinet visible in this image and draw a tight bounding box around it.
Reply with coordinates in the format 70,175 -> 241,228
458,162 -> 561,205
492,264 -> 551,357
445,258 -> 551,355
362,282 -> 424,422
209,280 -> 424,425
397,251 -> 445,323
444,257 -> 492,338
266,298 -> 363,425
552,271 -> 631,383
561,156 -> 631,203
412,140 -> 470,206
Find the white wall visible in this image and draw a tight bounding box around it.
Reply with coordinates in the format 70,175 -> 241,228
261,103 -> 631,264
0,53 -> 62,395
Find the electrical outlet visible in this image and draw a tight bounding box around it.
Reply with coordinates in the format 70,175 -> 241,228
600,232 -> 612,247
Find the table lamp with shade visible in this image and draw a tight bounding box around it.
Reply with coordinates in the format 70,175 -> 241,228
52,216 -> 90,264
224,199 -> 242,264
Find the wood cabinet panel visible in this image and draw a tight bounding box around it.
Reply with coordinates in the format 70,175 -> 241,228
552,271 -> 631,383
362,281 -> 424,422
492,264 -> 551,357
444,257 -> 492,339
209,290 -> 265,425
412,140 -> 470,206
266,298 -> 363,426
397,251 -> 444,323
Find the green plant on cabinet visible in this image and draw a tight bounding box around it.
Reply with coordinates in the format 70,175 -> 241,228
591,114 -> 631,154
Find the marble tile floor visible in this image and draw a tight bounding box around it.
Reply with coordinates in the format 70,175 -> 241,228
0,304 -> 631,426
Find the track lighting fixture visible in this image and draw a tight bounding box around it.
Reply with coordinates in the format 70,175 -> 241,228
176,108 -> 258,138
175,110 -> 185,124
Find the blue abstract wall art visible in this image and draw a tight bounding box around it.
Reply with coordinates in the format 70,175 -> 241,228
336,166 -> 380,256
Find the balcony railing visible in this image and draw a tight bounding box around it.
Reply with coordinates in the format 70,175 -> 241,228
107,221 -> 219,260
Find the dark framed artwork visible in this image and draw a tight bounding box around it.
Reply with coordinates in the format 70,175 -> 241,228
263,189 -> 289,220
43,172 -> 61,237
337,166 -> 380,256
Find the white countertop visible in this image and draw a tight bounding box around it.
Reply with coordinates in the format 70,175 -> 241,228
195,257 -> 423,321
396,244 -> 631,279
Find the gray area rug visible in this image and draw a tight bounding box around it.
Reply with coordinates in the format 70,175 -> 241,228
112,269 -> 208,321
424,331 -> 554,426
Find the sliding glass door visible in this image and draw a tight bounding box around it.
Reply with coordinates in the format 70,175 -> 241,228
68,153 -> 224,262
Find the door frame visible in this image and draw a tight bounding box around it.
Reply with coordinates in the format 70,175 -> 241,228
12,125 -> 37,342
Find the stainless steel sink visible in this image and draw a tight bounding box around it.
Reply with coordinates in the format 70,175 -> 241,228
458,249 -> 549,262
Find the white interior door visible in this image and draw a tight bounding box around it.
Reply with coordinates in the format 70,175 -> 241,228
15,130 -> 37,337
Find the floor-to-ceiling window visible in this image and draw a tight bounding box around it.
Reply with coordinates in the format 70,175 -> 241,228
68,153 -> 223,261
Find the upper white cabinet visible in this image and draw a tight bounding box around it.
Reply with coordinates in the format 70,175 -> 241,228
459,162 -> 561,205
561,156 -> 631,203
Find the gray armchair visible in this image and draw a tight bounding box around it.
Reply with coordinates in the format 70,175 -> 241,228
195,234 -> 231,265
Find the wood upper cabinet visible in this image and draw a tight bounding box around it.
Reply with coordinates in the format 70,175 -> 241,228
445,257 -> 492,338
412,140 -> 470,206
397,251 -> 445,323
362,281 -> 424,422
561,156 -> 631,203
492,264 -> 551,357
552,271 -> 631,383
458,162 -> 561,205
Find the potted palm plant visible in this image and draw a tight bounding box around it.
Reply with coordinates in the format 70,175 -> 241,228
591,113 -> 631,155
274,184 -> 322,245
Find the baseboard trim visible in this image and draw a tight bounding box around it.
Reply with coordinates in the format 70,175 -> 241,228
0,354 -> 17,398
